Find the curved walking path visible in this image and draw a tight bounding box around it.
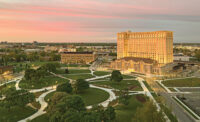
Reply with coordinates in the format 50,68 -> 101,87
19,89 -> 56,122
0,75 -> 23,87
16,66 -> 157,121
86,84 -> 117,109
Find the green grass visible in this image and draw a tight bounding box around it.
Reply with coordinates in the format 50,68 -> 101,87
31,114 -> 49,122
122,75 -> 135,79
54,69 -> 91,74
91,80 -> 143,91
60,64 -> 90,67
0,82 -> 15,91
44,91 -> 56,102
19,76 -> 69,89
143,81 -> 153,91
115,95 -> 145,122
94,71 -> 110,76
44,88 -> 109,106
78,88 -> 109,106
62,74 -> 94,80
162,78 -> 200,87
168,88 -> 176,92
152,93 -> 178,122
160,104 -> 178,122
0,106 -> 36,122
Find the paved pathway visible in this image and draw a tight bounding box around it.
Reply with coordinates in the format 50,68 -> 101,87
136,77 -> 161,110
86,84 -> 117,109
86,74 -> 111,81
19,89 -> 56,122
0,76 -> 23,87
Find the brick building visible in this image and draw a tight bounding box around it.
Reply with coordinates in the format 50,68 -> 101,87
61,52 -> 97,64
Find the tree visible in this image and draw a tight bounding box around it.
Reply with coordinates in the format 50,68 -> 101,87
133,101 -> 165,122
102,106 -> 116,121
74,79 -> 89,93
119,88 -> 130,105
195,50 -> 200,61
41,63 -> 60,72
56,82 -> 72,93
47,92 -> 68,114
110,70 -> 123,82
61,109 -> 81,122
63,95 -> 86,112
24,69 -> 36,81
65,68 -> 69,74
5,89 -> 35,106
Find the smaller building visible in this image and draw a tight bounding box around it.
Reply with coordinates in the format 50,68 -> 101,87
44,45 -> 60,52
61,52 -> 97,64
0,66 -> 13,74
174,54 -> 191,62
110,57 -> 160,74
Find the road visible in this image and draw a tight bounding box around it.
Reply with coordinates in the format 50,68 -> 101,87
145,77 -> 195,122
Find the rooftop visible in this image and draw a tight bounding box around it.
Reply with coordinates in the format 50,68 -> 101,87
62,52 -> 93,54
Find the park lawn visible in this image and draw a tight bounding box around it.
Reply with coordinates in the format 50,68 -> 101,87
0,82 -> 15,91
19,76 -> 69,89
91,80 -> 143,91
31,114 -> 49,122
62,74 -> 94,80
143,81 -> 153,92
115,95 -> 146,122
122,75 -> 135,79
60,64 -> 90,67
168,88 -> 176,92
9,61 -> 59,73
78,88 -> 109,106
44,91 -> 56,103
94,71 -> 111,76
0,106 -> 36,122
55,69 -> 91,74
162,78 -> 200,87
44,88 -> 109,106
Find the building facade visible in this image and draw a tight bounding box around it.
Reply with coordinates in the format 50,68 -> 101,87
117,31 -> 173,65
110,57 -> 160,74
61,52 -> 97,64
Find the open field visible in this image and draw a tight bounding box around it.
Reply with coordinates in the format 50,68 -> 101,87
19,76 -> 69,89
162,78 -> 200,87
62,74 -> 94,80
91,80 -> 143,91
0,106 -> 36,122
60,64 -> 90,67
55,69 -> 91,74
94,71 -> 111,76
45,88 -> 109,106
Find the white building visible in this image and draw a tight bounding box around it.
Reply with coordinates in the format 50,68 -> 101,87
173,54 -> 191,62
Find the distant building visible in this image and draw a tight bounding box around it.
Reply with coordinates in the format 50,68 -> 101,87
44,45 -> 59,52
0,66 -> 13,74
59,48 -> 76,53
174,54 -> 191,62
111,30 -> 174,74
24,49 -> 41,53
61,52 -> 97,64
117,31 -> 173,65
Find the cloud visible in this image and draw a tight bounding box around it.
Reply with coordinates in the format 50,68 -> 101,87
0,0 -> 199,42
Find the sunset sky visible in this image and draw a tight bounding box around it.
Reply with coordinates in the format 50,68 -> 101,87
0,0 -> 200,43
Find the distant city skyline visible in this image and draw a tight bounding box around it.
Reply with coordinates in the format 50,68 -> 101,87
0,0 -> 200,43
